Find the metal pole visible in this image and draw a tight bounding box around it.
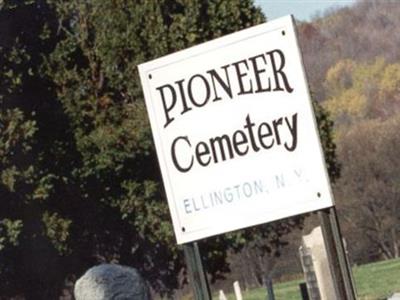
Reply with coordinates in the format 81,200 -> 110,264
318,207 -> 356,300
183,242 -> 212,300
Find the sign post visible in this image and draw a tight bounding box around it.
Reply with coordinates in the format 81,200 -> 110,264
139,15 -> 355,299
183,242 -> 211,300
319,207 -> 356,299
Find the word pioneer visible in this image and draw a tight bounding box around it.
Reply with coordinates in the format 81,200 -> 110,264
157,49 -> 293,128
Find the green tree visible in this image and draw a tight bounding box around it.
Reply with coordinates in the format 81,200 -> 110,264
45,0 -> 269,295
0,1 -> 70,297
0,1 -> 339,298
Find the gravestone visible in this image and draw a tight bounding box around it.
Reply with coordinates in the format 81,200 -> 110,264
299,282 -> 310,300
74,264 -> 150,300
233,281 -> 243,300
264,277 -> 276,300
219,290 -> 228,300
300,226 -> 336,300
299,246 -> 321,300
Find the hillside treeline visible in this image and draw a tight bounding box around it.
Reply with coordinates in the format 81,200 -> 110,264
299,0 -> 400,263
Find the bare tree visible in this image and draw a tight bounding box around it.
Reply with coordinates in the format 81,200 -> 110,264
334,116 -> 400,260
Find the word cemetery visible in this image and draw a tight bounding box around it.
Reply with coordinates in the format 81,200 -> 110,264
171,113 -> 298,172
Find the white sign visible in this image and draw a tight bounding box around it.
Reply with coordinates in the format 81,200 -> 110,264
138,15 -> 334,244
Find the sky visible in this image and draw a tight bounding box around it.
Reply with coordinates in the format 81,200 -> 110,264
254,0 -> 356,22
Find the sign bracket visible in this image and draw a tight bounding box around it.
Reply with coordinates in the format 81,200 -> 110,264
183,242 -> 212,300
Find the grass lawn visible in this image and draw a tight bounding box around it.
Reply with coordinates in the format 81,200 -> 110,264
353,258 -> 400,300
220,258 -> 400,300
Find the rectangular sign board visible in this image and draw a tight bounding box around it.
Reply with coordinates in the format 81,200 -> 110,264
139,15 -> 334,244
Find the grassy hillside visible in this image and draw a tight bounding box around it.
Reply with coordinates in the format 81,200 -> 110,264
219,258 -> 400,300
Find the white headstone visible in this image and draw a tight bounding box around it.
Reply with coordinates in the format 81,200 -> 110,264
302,226 -> 336,300
219,289 -> 228,300
233,281 -> 243,300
